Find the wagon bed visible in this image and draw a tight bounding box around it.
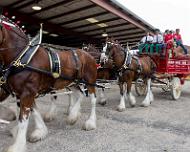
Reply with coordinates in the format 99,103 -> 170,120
136,43 -> 190,99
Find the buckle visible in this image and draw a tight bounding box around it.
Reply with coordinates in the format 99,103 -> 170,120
13,60 -> 26,68
0,76 -> 6,85
123,64 -> 128,69
52,72 -> 60,78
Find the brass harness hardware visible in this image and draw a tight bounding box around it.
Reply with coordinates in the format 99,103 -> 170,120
13,59 -> 26,68
0,76 -> 6,85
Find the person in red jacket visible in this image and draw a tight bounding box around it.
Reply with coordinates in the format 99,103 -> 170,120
173,29 -> 188,54
164,30 -> 174,42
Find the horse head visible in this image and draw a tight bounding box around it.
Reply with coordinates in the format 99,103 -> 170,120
100,37 -> 119,63
0,15 -> 29,65
82,43 -> 88,51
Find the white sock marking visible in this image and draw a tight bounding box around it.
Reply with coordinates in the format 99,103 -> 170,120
83,93 -> 97,130
7,115 -> 29,152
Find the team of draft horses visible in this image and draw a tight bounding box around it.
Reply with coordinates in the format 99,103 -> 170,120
0,15 -> 185,152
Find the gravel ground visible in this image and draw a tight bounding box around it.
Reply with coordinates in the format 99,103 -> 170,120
1,82 -> 190,152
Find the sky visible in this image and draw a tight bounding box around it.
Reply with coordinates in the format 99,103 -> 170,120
116,0 -> 190,45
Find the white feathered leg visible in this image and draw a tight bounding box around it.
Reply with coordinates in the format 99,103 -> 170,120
128,92 -> 136,107
83,93 -> 97,130
10,102 -> 19,139
43,95 -> 57,122
98,89 -> 107,106
29,108 -> 48,143
141,79 -> 153,107
117,95 -> 126,112
6,115 -> 29,152
149,87 -> 154,102
67,90 -> 82,125
117,83 -> 126,112
67,93 -> 75,115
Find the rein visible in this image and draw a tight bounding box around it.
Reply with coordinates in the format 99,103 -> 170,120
0,44 -> 41,51
24,65 -> 104,88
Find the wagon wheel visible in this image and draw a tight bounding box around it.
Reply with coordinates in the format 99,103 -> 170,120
135,78 -> 147,96
161,78 -> 170,92
171,77 -> 182,100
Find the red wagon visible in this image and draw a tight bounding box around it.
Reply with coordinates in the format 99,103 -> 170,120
135,44 -> 190,100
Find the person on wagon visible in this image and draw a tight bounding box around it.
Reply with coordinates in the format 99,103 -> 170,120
173,28 -> 188,54
151,29 -> 164,53
153,29 -> 163,44
140,31 -> 153,43
164,29 -> 173,43
139,31 -> 153,53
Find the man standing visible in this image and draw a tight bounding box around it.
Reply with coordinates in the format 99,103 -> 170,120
173,29 -> 188,54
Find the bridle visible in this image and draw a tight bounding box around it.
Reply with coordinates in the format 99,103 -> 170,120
103,41 -> 121,60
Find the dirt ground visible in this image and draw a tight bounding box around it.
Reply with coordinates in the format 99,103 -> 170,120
1,82 -> 190,152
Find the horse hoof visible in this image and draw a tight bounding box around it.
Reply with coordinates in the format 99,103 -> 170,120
43,113 -> 55,122
141,102 -> 150,107
66,112 -> 80,125
5,145 -> 25,152
129,102 -> 136,108
98,100 -> 107,106
29,128 -> 48,143
117,107 -> 126,112
82,119 -> 96,131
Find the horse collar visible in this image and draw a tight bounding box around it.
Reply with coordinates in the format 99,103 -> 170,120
118,51 -> 132,72
0,30 -> 42,86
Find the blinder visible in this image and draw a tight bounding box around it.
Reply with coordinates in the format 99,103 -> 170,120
104,41 -> 115,61
105,42 -> 113,55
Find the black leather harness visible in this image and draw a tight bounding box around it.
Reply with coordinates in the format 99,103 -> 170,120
118,51 -> 132,72
47,48 -> 61,78
0,17 -> 104,95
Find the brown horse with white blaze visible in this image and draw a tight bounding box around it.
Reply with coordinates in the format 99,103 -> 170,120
0,16 -> 97,152
103,38 -> 156,111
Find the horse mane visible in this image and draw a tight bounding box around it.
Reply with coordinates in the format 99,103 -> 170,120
1,15 -> 29,41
